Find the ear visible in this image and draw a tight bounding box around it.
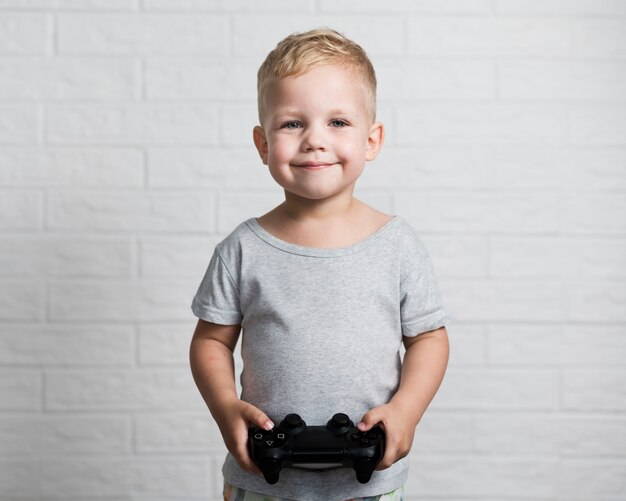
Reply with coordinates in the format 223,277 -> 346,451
365,122 -> 384,162
253,125 -> 269,165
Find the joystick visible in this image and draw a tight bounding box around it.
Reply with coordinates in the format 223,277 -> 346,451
248,413 -> 385,485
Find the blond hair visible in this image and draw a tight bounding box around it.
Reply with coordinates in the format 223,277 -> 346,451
257,28 -> 377,124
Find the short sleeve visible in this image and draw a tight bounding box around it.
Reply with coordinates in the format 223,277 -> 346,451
400,238 -> 450,337
191,249 -> 242,325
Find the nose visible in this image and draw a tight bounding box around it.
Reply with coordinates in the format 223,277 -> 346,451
301,123 -> 327,152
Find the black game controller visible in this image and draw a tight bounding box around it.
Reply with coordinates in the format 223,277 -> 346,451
248,413 -> 385,485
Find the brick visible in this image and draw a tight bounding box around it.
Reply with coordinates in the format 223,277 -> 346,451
45,369 -> 202,411
0,190 -> 42,230
378,60 -> 495,100
0,236 -> 132,277
475,413 -> 560,455
146,59 -> 257,100
405,455 -> 557,497
320,0 -> 491,14
139,235 -> 221,277
564,194 -> 626,235
0,0 -> 138,9
0,325 -> 134,366
137,322 -> 194,366
571,19 -> 626,57
488,325 -> 626,366
147,147 -> 271,189
217,192 -> 287,233
492,147 -> 626,191
39,457 -> 211,497
490,236 -> 626,279
434,369 -> 559,411
407,18 -> 572,57
442,279 -> 563,322
500,61 -> 626,101
496,0 -> 626,16
396,103 -> 568,145
134,413 -> 224,452
476,413 -> 626,457
0,148 -> 143,187
0,14 -> 50,55
0,460 -> 39,497
412,412 -> 474,454
49,280 -> 195,321
560,416 -> 626,456
566,282 -> 626,322
360,146 -> 493,190
0,279 -> 44,320
233,15 -> 404,57
0,415 -> 129,454
376,59 -> 497,101
47,103 -> 219,145
0,104 -> 39,143
447,324 -> 486,366
0,369 -> 40,411
571,104 -> 626,145
396,193 -> 560,234
143,0 -> 316,11
413,234 -> 488,279
47,191 -> 215,233
57,13 -> 229,55
0,58 -> 137,99
563,370 -> 626,411
219,103 -> 261,146
557,460 -> 626,498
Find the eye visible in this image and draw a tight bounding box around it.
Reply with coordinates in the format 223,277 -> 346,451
329,119 -> 348,128
281,121 -> 302,129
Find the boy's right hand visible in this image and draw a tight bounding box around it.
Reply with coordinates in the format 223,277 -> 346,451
216,399 -> 274,475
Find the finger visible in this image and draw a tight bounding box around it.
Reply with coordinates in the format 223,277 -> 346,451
233,435 -> 263,475
375,445 -> 396,471
242,403 -> 274,431
357,407 -> 384,432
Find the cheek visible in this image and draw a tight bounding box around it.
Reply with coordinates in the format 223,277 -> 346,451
336,138 -> 367,163
268,138 -> 296,162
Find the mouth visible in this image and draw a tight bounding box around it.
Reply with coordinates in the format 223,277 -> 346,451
292,162 -> 337,170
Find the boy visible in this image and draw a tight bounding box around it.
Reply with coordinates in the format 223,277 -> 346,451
190,28 -> 450,501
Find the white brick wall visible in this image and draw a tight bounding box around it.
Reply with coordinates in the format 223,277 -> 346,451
0,1 -> 624,499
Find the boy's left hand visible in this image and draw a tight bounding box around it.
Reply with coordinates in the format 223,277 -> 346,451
357,402 -> 417,470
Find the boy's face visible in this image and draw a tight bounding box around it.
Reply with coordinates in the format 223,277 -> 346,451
253,64 -> 383,203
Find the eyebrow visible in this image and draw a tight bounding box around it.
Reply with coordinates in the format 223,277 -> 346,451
273,108 -> 355,118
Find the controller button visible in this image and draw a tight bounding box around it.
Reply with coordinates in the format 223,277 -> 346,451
285,414 -> 302,427
331,413 -> 350,427
265,440 -> 275,447
327,413 -> 354,434
254,433 -> 263,440
279,413 -> 306,434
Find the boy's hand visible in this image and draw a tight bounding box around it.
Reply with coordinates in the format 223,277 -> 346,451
215,399 -> 274,475
357,402 -> 417,470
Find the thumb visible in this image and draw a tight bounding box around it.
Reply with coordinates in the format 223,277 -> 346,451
242,403 -> 274,431
357,407 -> 384,432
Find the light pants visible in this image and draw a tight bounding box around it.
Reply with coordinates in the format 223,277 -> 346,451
223,482 -> 404,501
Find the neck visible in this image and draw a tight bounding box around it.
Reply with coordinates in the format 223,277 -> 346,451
281,191 -> 359,223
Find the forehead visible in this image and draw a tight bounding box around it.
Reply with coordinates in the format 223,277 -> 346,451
265,65 -> 369,115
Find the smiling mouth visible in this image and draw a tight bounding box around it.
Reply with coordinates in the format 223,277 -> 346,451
292,162 -> 336,169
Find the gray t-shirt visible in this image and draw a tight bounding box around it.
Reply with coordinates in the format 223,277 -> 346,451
192,216 -> 450,501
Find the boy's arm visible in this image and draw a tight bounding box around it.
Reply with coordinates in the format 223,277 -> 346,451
357,326 -> 449,470
189,319 -> 274,474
